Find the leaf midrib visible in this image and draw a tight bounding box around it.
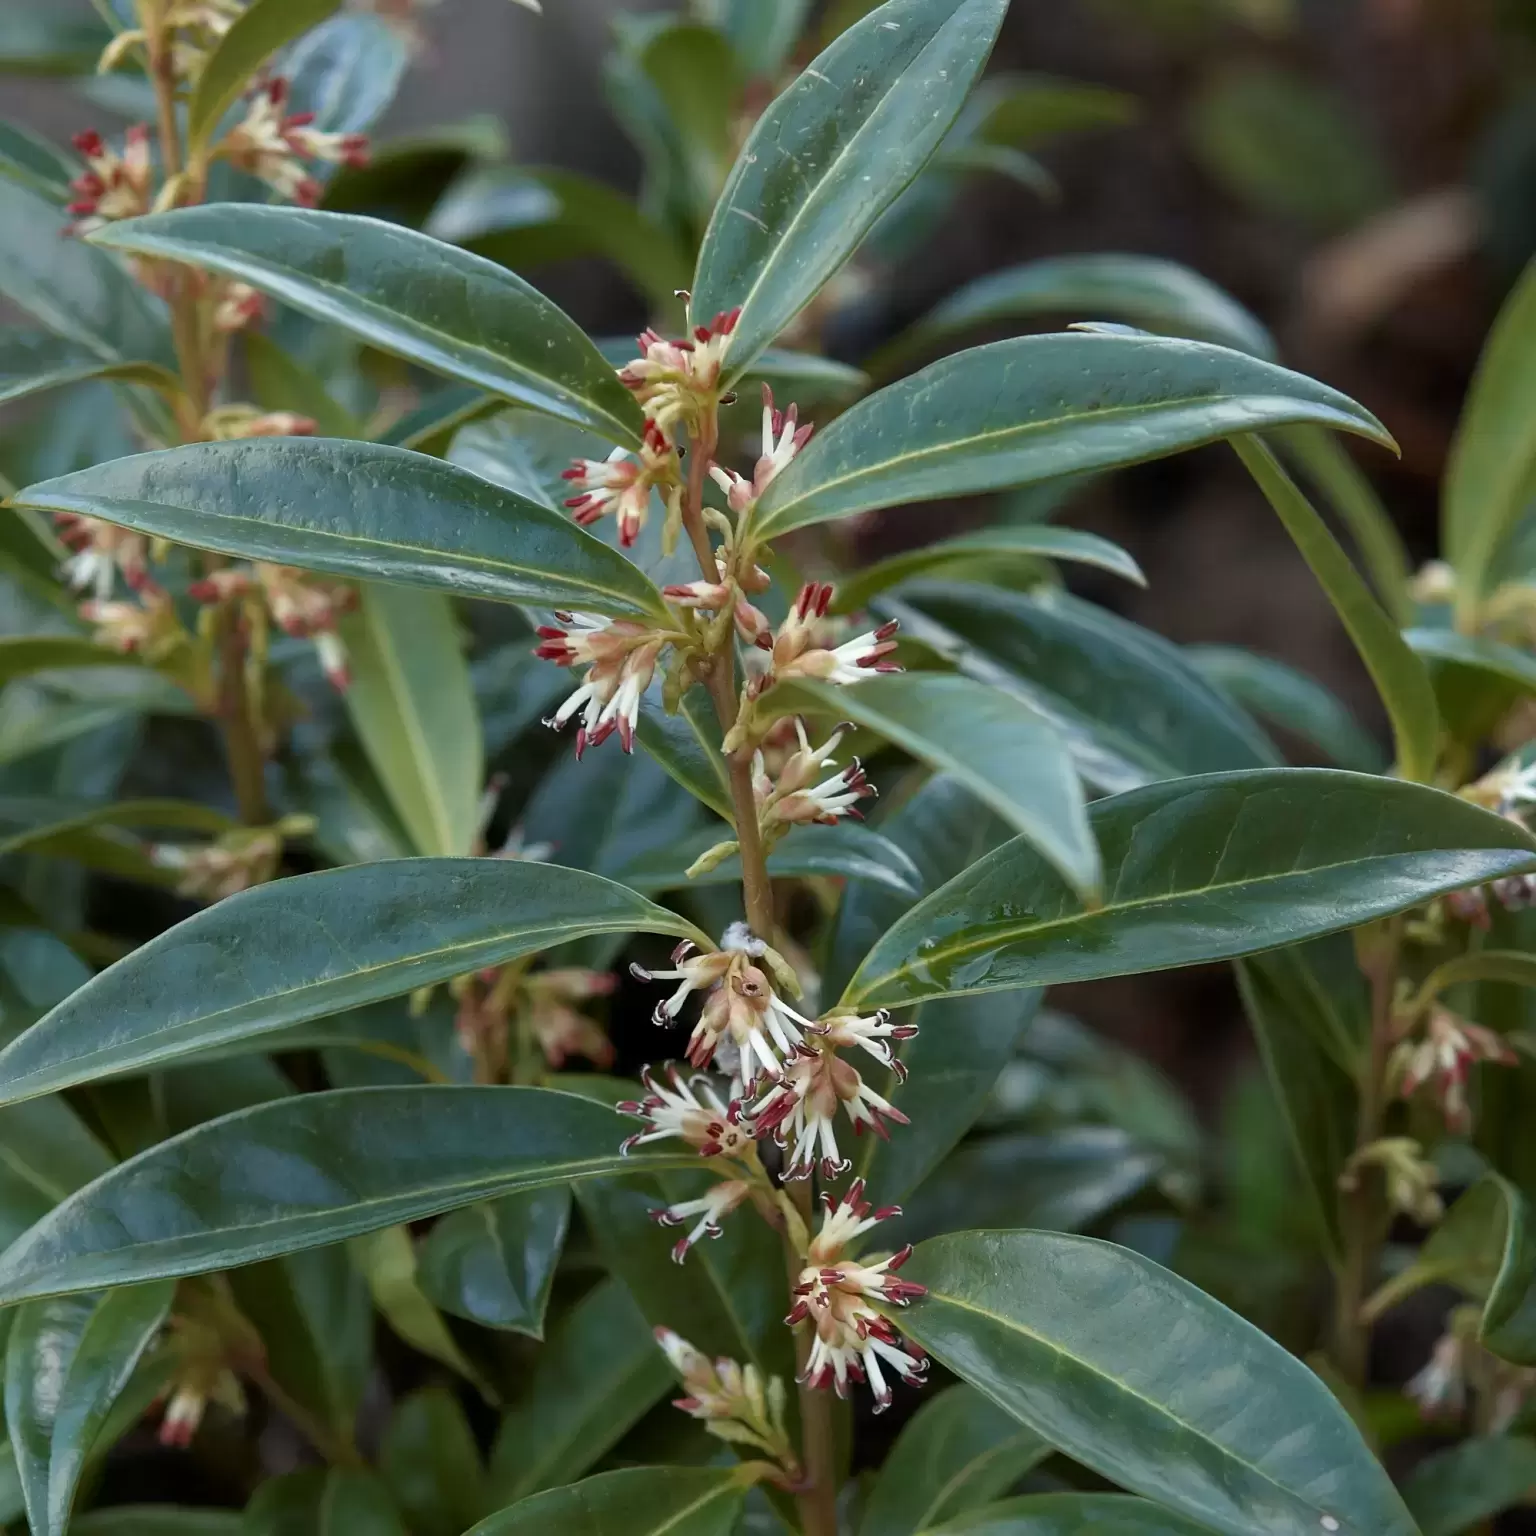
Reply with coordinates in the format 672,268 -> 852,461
759,385 -> 1354,535
100,229 -> 637,446
849,844 -> 1532,1005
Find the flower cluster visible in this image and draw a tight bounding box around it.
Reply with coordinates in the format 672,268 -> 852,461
189,562 -> 357,690
654,1328 -> 800,1480
787,1183 -> 927,1411
217,78 -> 369,205
82,586 -> 187,666
754,720 -> 876,839
1388,1005 -> 1517,1134
1408,1305 -> 1536,1430
1340,1137 -> 1443,1227
618,306 -> 741,436
149,815 -> 313,902
56,513 -> 153,602
537,613 -> 673,757
66,125 -> 154,236
562,421 -> 682,550
708,385 -> 814,515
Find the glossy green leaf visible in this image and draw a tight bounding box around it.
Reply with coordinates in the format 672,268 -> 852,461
418,1187 -> 569,1335
633,692 -> 735,824
5,1281 -> 173,1536
879,253 -> 1276,371
1232,438 -> 1438,783
0,1095 -> 115,1250
0,858 -> 702,1104
1188,646 -> 1384,772
692,0 -> 1007,376
639,23 -> 742,220
844,768 -> 1536,1010
833,526 -> 1144,612
73,1510 -> 242,1535
382,1386 -> 489,1536
469,1466 -> 747,1536
775,673 -> 1099,900
859,1382 -> 1050,1536
0,122 -> 76,203
923,1494 -> 1226,1536
12,438 -> 669,619
244,330 -> 364,438
717,347 -> 871,409
894,1231 -> 1417,1536
1401,1436 -> 1536,1536
696,0 -> 810,78
618,822 -> 922,897
0,797 -> 235,864
0,1086 -> 697,1302
0,180 -> 170,366
352,1226 -> 498,1401
752,334 -> 1394,539
1405,628 -> 1536,745
187,0 -> 341,156
488,1278 -> 670,1503
90,206 -> 643,444
854,991 -> 1040,1204
321,115 -> 508,225
1444,253 -> 1536,622
1415,948 -> 1536,1006
245,1468 -> 410,1536
888,580 -> 1280,798
0,637 -> 145,686
341,585 -> 483,857
0,329 -> 178,408
281,12 -> 410,141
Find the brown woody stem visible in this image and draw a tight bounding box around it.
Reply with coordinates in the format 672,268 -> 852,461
681,413 -> 838,1536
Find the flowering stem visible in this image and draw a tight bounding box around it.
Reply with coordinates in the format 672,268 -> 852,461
215,601 -> 270,825
681,414 -> 838,1536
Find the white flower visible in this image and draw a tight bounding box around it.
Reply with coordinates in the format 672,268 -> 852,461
1390,1006 -> 1516,1135
218,78 -> 368,205
652,1178 -> 753,1263
816,1007 -> 918,1077
762,583 -> 901,686
616,1064 -> 752,1159
758,722 -> 877,829
65,124 -> 153,236
537,614 -> 666,756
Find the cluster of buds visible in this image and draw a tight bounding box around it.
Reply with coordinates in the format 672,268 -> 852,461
1388,1005 -> 1517,1134
198,405 -> 316,441
1443,761 -> 1536,927
82,586 -> 188,667
664,555 -> 773,651
1408,1305 -> 1536,1430
754,719 -> 875,840
55,512 -> 152,601
189,563 -> 356,690
217,78 -> 369,205
99,0 -> 246,83
562,420 -> 683,550
149,816 -> 311,903
653,1328 -> 800,1480
787,1183 -> 927,1411
708,385 -> 814,517
617,305 -> 741,437
66,125 -> 154,236
1340,1137 -> 1442,1226
537,613 -> 675,757
452,964 -> 616,1081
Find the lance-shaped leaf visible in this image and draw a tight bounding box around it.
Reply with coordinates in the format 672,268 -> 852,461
0,858 -> 706,1106
468,1466 -> 747,1536
892,1231 -> 1418,1536
382,1386 -> 489,1536
1405,628 -> 1536,746
878,252 -> 1277,370
89,207 -> 644,444
692,0 -> 1008,377
844,768 -> 1536,1010
0,330 -> 178,409
5,1281 -> 173,1536
922,1494 -> 1236,1536
11,438 -> 669,620
858,1383 -> 1051,1536
774,673 -> 1099,901
0,1087 -> 697,1303
1402,1436 -> 1536,1536
833,525 -> 1144,612
750,333 -> 1394,540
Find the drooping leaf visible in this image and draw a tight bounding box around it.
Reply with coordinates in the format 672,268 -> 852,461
1232,437 -> 1438,784
858,1382 -> 1051,1536
878,253 -> 1276,371
833,525 -> 1144,612
187,0 -> 342,157
0,858 -> 703,1104
90,207 -> 644,444
341,584 -> 483,857
1443,253 -> 1536,622
1401,1436 -> 1536,1536
1187,645 -> 1385,772
893,1231 -> 1417,1536
5,1281 -> 173,1536
0,1087 -> 698,1302
487,1278 -> 671,1503
774,673 -> 1099,900
921,1494 -> 1231,1536
468,1466 -> 747,1536
692,0 -> 1008,376
843,767 -> 1536,1010
0,329 -> 178,409
381,1386 -> 490,1536
417,1187 -> 569,1336
751,333 -> 1394,539
11,438 -> 670,620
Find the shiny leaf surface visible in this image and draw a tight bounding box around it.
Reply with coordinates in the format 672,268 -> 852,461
0,329 -> 177,408
468,1466 -> 746,1536
924,1494 -> 1227,1536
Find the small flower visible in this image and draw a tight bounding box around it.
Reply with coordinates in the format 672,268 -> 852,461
708,385 -> 814,515
752,1040 -> 909,1179
816,1007 -> 918,1078
1340,1137 -> 1442,1226
524,967 -> 616,1070
537,613 -> 668,757
66,124 -> 153,236
654,1328 -> 799,1473
1390,1005 -> 1517,1134
211,281 -> 265,332
81,586 -> 184,661
200,405 -> 317,440
1406,1331 -> 1466,1420
761,583 -> 901,686
55,512 -> 151,600
562,421 -> 680,549
189,563 -> 356,689
218,78 -> 368,205
786,1182 -> 927,1411
653,1178 -> 754,1262
617,1064 -> 752,1158
630,939 -> 737,1025
618,307 -> 741,434
157,1364 -> 245,1448
756,721 -> 877,831
663,562 -> 771,646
